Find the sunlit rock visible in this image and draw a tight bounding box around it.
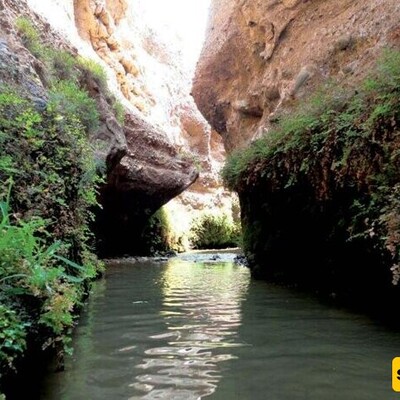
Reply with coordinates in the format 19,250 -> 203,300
193,0 -> 400,152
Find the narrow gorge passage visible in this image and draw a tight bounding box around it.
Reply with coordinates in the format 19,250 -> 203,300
1,0 -> 400,398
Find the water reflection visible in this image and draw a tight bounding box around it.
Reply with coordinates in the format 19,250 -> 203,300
131,258 -> 250,399
40,254 -> 400,400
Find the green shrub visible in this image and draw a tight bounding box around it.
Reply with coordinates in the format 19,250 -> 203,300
44,49 -> 79,83
15,16 -> 125,132
15,17 -> 43,57
48,80 -> 100,133
0,184 -> 103,368
77,58 -> 108,90
0,84 -> 103,379
190,213 -> 241,249
0,85 -> 100,221
142,208 -> 169,254
0,304 -> 28,371
142,207 -> 185,254
77,58 -> 126,125
113,99 -> 126,124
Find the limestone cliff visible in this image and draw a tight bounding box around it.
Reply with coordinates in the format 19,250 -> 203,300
6,0 -> 230,254
193,0 -> 400,152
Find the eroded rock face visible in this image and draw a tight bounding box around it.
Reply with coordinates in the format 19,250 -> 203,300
97,114 -> 199,255
193,0 -> 400,306
70,0 -> 232,253
193,0 -> 400,152
70,0 -> 224,192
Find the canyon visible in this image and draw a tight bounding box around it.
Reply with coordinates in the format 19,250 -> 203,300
1,0 -> 400,397
1,0 -> 399,309
1,0 -> 230,256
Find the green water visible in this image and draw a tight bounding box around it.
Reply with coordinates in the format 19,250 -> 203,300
41,252 -> 399,399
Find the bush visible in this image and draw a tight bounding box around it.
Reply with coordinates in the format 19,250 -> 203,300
0,186 -> 90,354
77,58 -> 126,124
190,213 -> 241,249
142,208 -> 170,254
48,80 -> 100,133
113,99 -> 126,124
0,83 -> 103,382
15,16 -> 125,131
45,49 -> 79,83
77,57 -> 108,90
0,85 -> 100,226
142,207 -> 186,254
15,17 -> 43,58
0,304 -> 28,371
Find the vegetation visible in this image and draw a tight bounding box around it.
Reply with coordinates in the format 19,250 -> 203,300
48,80 -> 99,133
142,208 -> 173,255
15,16 -> 43,58
76,57 -> 125,124
0,16 -> 117,391
222,49 -> 400,283
0,84 -> 103,380
190,212 -> 241,249
0,184 -> 95,355
77,57 -> 108,89
15,17 -> 125,125
142,207 -> 186,254
112,99 -> 126,125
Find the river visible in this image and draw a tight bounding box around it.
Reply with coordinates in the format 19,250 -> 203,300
40,251 -> 399,399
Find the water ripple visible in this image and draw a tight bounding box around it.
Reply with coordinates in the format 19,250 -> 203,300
131,258 -> 249,399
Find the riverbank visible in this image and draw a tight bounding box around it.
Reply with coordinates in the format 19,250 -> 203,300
0,17 -> 112,395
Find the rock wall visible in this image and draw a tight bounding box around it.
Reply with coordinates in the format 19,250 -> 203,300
193,0 -> 400,152
0,0 -> 126,170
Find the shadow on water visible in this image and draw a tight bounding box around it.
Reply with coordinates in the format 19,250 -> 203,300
40,252 -> 400,399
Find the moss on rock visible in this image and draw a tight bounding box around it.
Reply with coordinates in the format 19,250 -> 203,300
222,49 -> 400,305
